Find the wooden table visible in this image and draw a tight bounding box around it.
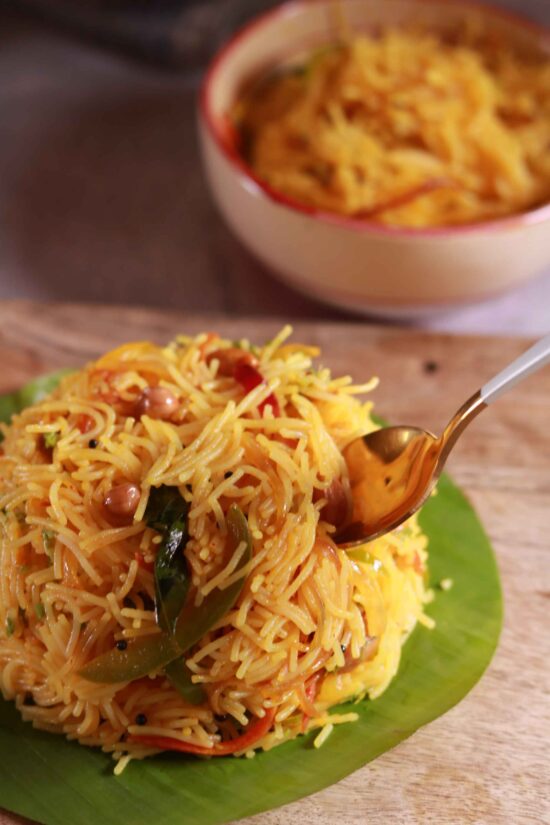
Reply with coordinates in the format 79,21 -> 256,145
0,302 -> 549,825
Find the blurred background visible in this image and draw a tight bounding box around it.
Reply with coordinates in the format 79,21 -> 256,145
0,0 -> 548,334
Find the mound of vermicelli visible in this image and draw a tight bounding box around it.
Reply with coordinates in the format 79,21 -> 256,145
0,328 -> 433,771
236,26 -> 550,227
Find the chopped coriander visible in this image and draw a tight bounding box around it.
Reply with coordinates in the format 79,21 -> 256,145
6,616 -> 15,637
34,602 -> 46,620
43,432 -> 59,450
42,529 -> 55,560
347,548 -> 375,565
19,564 -> 30,574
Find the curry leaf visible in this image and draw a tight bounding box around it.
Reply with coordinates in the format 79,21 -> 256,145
154,521 -> 190,635
145,486 -> 189,534
146,487 -> 191,635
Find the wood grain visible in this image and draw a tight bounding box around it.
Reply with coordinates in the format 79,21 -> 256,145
0,301 -> 549,825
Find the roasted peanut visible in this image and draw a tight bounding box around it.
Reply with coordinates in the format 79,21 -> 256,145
135,387 -> 178,420
104,483 -> 141,519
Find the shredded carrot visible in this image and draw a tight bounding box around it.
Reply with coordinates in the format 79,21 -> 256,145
130,708 -> 276,756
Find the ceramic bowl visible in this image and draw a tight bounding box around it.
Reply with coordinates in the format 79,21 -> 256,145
199,0 -> 550,317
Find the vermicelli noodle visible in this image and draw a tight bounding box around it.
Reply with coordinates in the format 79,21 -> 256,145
236,27 -> 550,227
0,328 -> 433,771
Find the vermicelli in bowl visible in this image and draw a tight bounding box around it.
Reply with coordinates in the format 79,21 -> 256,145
0,328 -> 433,772
236,26 -> 550,227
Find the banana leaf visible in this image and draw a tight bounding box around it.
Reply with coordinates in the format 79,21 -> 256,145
0,370 -> 73,442
0,374 -> 502,825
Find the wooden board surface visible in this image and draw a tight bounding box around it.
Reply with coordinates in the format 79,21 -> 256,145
0,301 -> 549,825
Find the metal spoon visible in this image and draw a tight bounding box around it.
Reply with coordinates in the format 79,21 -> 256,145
337,334 -> 550,547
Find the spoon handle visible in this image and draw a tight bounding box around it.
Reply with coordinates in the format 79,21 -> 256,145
438,333 -> 550,468
480,333 -> 550,405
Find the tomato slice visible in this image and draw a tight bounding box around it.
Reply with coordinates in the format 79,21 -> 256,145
76,414 -> 94,434
233,362 -> 280,416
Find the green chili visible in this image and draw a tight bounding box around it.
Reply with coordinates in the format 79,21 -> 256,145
173,505 -> 251,652
42,529 -> 55,560
79,633 -> 180,684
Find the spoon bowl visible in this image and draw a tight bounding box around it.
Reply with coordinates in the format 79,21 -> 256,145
337,427 -> 441,545
336,333 -> 550,547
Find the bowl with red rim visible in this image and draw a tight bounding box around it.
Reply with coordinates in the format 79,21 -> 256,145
198,0 -> 550,317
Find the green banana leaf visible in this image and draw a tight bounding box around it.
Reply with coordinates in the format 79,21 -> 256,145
0,375 -> 502,825
0,370 -> 73,442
